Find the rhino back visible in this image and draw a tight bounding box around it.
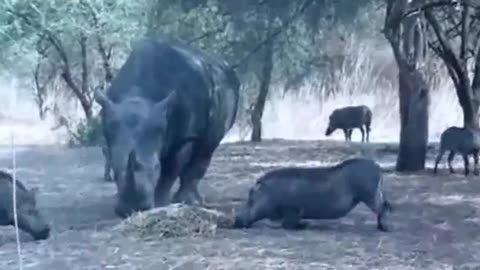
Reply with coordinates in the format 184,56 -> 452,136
106,36 -> 240,150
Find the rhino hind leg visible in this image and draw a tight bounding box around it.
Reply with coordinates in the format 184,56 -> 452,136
281,208 -> 306,230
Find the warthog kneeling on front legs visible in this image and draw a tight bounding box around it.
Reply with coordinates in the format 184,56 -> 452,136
234,158 -> 392,231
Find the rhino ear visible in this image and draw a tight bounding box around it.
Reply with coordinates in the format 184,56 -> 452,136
148,91 -> 177,129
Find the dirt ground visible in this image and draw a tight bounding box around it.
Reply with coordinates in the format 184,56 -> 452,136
1,139 -> 480,270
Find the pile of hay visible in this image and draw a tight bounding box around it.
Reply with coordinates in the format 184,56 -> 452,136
113,203 -> 234,240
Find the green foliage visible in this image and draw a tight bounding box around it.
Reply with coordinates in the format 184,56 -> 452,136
0,0 -> 385,145
1,0 -> 150,121
68,115 -> 104,147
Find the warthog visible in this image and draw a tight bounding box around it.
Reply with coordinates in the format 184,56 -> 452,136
233,158 -> 392,231
95,35 -> 240,217
434,126 -> 480,176
0,170 -> 50,240
325,105 -> 372,142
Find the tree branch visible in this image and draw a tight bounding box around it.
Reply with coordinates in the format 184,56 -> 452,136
187,27 -> 225,45
424,9 -> 466,82
383,0 -> 411,69
401,0 -> 477,20
81,0 -> 114,83
460,3 -> 471,65
231,0 -> 314,69
472,40 -> 480,89
80,34 -> 89,95
7,8 -> 90,109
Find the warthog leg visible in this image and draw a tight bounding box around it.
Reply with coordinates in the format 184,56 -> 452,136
342,129 -> 349,141
281,208 -> 307,230
363,186 -> 392,232
434,148 -> 446,174
365,124 -> 371,142
360,126 -> 365,142
447,151 -> 456,174
462,153 -> 470,176
473,149 -> 479,176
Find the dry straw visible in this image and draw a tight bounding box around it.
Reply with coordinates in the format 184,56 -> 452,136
113,203 -> 234,241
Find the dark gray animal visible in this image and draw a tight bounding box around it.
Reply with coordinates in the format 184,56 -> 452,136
95,35 -> 240,218
434,126 -> 480,176
0,170 -> 50,240
233,158 -> 392,231
325,105 -> 372,142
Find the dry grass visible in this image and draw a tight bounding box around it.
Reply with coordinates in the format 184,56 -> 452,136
113,203 -> 234,240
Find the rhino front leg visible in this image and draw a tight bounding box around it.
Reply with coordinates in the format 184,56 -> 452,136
173,150 -> 214,206
155,142 -> 194,206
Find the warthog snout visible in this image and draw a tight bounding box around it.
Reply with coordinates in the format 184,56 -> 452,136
325,126 -> 334,136
32,227 -> 50,240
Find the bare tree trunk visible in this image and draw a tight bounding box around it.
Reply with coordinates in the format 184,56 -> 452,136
459,83 -> 480,129
384,0 -> 430,172
250,8 -> 275,143
396,69 -> 429,171
250,37 -> 274,142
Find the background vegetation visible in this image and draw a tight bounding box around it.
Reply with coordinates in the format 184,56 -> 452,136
0,0 -> 479,171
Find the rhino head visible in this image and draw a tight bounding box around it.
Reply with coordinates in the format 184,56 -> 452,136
94,87 -> 177,217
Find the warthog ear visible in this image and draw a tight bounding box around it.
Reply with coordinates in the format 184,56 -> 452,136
148,91 -> 177,129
